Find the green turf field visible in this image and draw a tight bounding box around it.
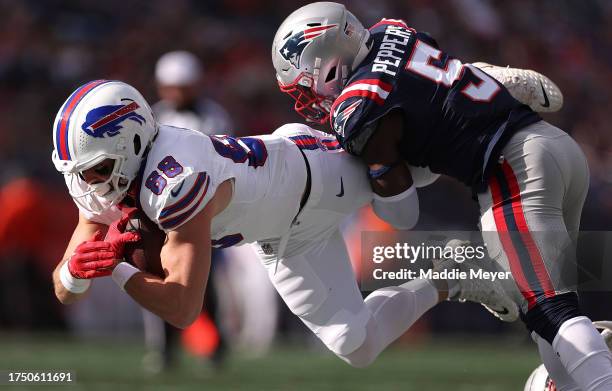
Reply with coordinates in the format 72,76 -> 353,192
0,334 -> 540,390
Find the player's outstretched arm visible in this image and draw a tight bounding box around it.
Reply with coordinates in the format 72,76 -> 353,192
53,213 -> 110,304
120,208 -> 212,329
362,111 -> 420,229
362,110 -> 413,195
118,180 -> 232,329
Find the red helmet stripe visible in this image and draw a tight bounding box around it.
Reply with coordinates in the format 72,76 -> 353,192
303,24 -> 336,34
88,101 -> 140,130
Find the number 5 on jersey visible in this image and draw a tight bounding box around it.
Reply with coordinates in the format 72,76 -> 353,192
406,40 -> 500,102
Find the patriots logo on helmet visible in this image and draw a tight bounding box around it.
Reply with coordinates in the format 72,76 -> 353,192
332,99 -> 361,138
279,24 -> 337,69
81,98 -> 146,138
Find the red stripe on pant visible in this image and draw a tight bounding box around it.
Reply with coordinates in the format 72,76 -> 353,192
490,174 -> 537,308
490,160 -> 556,309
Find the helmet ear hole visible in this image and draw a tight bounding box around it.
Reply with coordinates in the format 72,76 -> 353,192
325,66 -> 337,83
133,134 -> 141,155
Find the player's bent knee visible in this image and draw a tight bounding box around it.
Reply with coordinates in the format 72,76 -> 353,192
340,348 -> 377,369
317,309 -> 369,357
336,332 -> 381,368
333,314 -> 384,368
521,292 -> 583,345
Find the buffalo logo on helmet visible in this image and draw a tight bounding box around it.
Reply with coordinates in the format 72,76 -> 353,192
81,98 -> 146,138
279,24 -> 337,69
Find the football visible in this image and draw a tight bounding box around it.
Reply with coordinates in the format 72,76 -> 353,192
123,209 -> 166,278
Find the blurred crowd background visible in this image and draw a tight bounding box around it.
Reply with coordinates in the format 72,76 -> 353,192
0,0 -> 610,370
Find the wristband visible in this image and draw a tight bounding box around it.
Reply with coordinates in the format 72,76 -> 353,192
368,165 -> 392,179
59,261 -> 91,294
112,262 -> 140,291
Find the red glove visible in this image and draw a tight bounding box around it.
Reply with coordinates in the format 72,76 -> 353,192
105,207 -> 140,255
67,212 -> 140,279
67,231 -> 118,279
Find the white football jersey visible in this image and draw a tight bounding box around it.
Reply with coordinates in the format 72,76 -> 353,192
138,125 -> 307,248
67,124 -> 361,251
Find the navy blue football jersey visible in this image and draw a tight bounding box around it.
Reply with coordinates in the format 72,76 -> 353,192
331,19 -> 541,189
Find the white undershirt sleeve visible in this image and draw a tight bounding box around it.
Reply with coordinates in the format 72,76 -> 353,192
372,185 -> 419,230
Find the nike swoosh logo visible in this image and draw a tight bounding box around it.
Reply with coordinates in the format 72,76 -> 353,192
336,177 -> 344,197
170,180 -> 185,197
539,81 -> 550,108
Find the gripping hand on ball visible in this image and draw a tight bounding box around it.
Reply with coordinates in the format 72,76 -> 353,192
67,231 -> 125,279
57,210 -> 141,297
106,207 -> 141,255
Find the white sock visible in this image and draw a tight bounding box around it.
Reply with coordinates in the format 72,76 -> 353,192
533,332 -> 581,391
341,278 -> 439,367
553,316 -> 612,390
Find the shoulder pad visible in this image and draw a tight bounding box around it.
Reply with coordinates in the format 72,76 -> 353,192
330,77 -> 394,151
416,31 -> 440,49
141,170 -> 213,232
157,172 -> 212,231
369,18 -> 411,32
